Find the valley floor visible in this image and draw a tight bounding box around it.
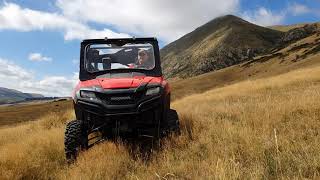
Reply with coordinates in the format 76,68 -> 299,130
0,63 -> 320,179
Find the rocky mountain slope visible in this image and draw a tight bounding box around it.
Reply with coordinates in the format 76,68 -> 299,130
161,15 -> 319,78
170,22 -> 320,100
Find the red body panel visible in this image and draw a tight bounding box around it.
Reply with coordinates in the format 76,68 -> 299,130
73,76 -> 169,98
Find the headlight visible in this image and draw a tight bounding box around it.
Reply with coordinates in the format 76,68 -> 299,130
80,90 -> 97,100
146,87 -> 160,96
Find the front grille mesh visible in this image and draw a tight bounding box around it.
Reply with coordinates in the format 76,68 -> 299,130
98,92 -> 143,105
108,95 -> 135,105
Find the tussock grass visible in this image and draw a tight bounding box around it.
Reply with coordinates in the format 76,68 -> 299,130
0,111 -> 73,180
1,65 -> 320,179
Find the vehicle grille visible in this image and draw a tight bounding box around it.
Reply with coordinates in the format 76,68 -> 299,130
98,92 -> 144,105
95,87 -> 147,106
108,95 -> 135,105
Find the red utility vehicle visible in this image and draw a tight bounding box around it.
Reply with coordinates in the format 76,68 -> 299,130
64,37 -> 180,160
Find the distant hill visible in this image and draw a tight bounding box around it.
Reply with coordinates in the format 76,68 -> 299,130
0,87 -> 44,104
269,22 -> 320,32
269,23 -> 310,32
161,15 -> 319,79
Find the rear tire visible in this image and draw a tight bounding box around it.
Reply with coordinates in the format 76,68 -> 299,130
64,120 -> 87,162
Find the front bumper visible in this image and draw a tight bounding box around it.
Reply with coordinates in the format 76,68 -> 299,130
75,94 -> 164,135
75,94 -> 162,117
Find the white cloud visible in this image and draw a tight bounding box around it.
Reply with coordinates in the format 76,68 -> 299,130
241,3 -> 315,27
64,26 -> 129,41
0,1 -> 315,43
288,3 -> 311,16
0,58 -> 78,97
0,58 -> 33,80
0,2 -> 130,40
23,73 -> 79,97
56,0 -> 239,42
241,7 -> 285,26
28,53 -> 52,62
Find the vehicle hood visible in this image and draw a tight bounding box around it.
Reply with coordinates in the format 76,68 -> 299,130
76,76 -> 163,90
97,76 -> 163,89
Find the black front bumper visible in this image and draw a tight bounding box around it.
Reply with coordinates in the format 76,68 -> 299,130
75,94 -> 162,117
73,85 -> 168,136
75,95 -> 164,136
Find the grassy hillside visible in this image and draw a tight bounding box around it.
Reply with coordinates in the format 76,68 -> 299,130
270,23 -> 319,32
0,63 -> 320,179
160,15 -> 320,79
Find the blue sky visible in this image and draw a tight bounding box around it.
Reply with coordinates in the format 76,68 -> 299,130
0,0 -> 319,96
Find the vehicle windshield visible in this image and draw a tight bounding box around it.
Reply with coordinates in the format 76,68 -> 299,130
85,42 -> 155,72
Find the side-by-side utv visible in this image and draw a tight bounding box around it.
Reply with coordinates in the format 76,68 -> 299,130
64,37 -> 180,160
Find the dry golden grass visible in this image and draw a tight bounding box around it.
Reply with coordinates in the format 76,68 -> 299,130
0,110 -> 74,179
1,64 -> 320,179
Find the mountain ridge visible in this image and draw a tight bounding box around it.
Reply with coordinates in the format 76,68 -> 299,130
160,14 -> 319,79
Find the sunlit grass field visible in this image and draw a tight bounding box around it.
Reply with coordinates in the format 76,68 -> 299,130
0,64 -> 320,179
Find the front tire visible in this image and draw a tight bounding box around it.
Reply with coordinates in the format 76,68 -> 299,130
161,109 -> 180,136
167,109 -> 180,133
64,120 -> 88,162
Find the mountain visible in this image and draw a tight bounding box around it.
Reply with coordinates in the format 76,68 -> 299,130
169,21 -> 320,100
24,93 -> 44,98
160,15 -> 319,78
0,87 -> 44,104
